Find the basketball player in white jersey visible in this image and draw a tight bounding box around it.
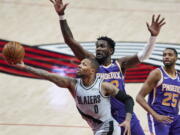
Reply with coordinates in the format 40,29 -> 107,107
11,57 -> 134,135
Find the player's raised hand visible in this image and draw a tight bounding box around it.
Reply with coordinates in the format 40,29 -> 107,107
147,14 -> 166,36
50,0 -> 68,15
154,113 -> 173,123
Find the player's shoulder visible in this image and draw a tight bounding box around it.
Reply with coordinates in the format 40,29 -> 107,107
147,68 -> 162,81
116,57 -> 124,64
101,82 -> 109,87
102,82 -> 111,88
68,77 -> 78,88
101,82 -> 116,96
150,68 -> 161,75
101,82 -> 116,90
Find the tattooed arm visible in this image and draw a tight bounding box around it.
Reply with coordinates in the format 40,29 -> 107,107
60,20 -> 95,60
50,0 -> 95,60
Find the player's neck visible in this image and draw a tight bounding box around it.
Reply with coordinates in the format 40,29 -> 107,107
163,65 -> 176,77
100,57 -> 112,66
81,74 -> 96,87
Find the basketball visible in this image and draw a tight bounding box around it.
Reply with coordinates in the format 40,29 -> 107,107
2,41 -> 25,64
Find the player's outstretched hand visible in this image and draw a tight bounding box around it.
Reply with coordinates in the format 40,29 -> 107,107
7,60 -> 25,69
50,0 -> 68,16
147,14 -> 166,36
15,61 -> 25,68
119,120 -> 131,135
154,113 -> 173,123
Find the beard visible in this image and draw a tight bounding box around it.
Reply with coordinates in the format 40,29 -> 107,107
76,72 -> 85,78
96,55 -> 108,64
163,61 -> 175,67
76,73 -> 82,78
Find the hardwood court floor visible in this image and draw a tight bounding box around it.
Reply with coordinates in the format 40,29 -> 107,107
0,0 -> 180,135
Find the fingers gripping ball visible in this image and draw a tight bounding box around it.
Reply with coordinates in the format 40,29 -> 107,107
2,41 -> 25,64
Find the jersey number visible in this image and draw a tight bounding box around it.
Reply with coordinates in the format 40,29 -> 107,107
110,80 -> 119,88
94,105 -> 99,114
162,92 -> 179,107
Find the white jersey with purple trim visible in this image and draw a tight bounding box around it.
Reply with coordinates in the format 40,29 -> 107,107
74,77 -> 120,135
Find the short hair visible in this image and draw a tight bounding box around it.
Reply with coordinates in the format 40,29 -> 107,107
164,48 -> 178,57
86,57 -> 100,72
97,36 -> 115,54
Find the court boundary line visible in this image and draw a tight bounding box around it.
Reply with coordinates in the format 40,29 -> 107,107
0,123 -> 150,133
0,123 -> 89,128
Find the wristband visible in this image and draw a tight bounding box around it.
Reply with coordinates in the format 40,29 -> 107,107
59,15 -> 65,20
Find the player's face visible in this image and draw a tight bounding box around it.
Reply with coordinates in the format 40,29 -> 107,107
76,59 -> 93,77
95,40 -> 113,61
163,49 -> 177,67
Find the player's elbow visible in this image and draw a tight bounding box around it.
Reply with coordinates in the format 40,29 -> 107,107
125,96 -> 134,114
129,96 -> 134,106
136,94 -> 143,104
64,37 -> 74,45
64,37 -> 72,44
124,95 -> 134,107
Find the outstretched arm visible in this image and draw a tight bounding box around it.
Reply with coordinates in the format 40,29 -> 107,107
117,14 -> 166,73
102,82 -> 134,135
50,0 -> 95,60
136,69 -> 173,123
14,61 -> 76,94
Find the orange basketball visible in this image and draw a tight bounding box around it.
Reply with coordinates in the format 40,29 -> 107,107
2,41 -> 25,64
